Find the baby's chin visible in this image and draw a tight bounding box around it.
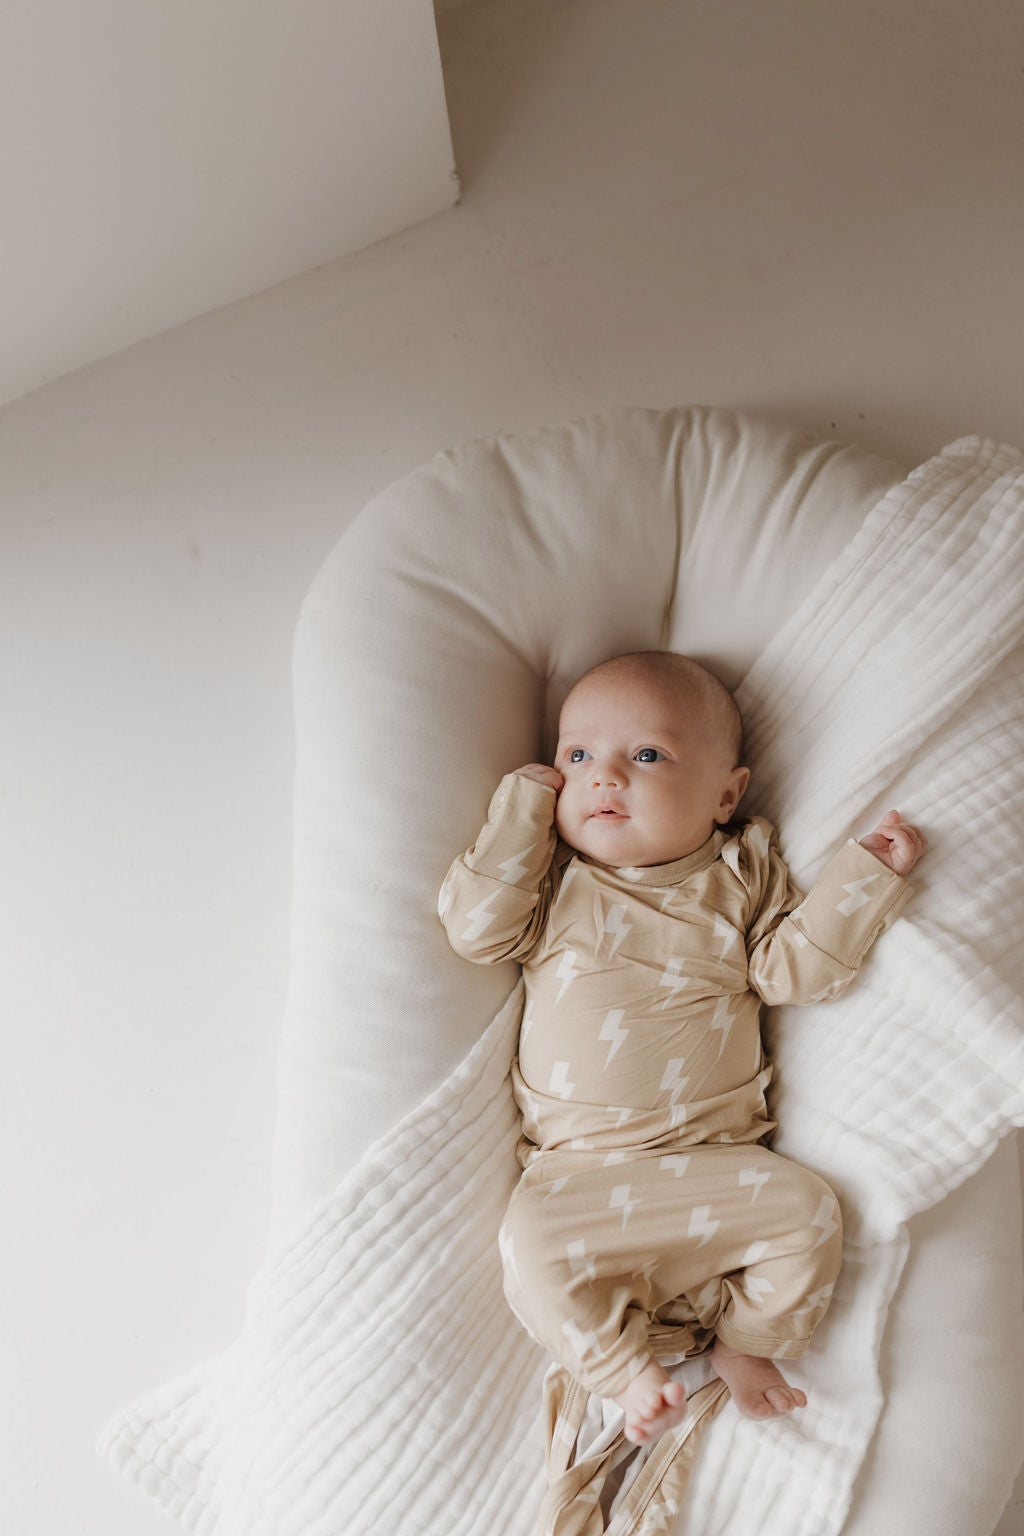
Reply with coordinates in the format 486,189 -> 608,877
563,823 -> 657,867
561,818 -> 713,868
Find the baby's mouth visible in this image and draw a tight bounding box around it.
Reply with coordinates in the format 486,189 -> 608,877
590,805 -> 628,819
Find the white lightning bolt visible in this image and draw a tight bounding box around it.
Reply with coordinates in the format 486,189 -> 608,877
554,949 -> 580,1002
836,874 -> 881,916
599,1008 -> 629,1066
713,913 -> 740,959
688,1205 -> 720,1247
562,1319 -> 600,1360
660,1153 -> 691,1178
810,979 -> 847,1003
747,821 -> 771,859
611,1106 -> 633,1127
461,892 -> 499,942
646,1497 -> 680,1536
630,1256 -> 660,1288
791,1282 -> 835,1321
658,957 -> 689,1008
551,863 -> 578,907
659,1057 -> 690,1104
603,1150 -> 629,1166
497,844 -> 535,884
549,1061 -> 576,1099
567,1239 -> 597,1280
601,903 -> 632,956
740,1273 -> 776,1305
520,998 -> 535,1041
739,1166 -> 771,1203
739,1240 -> 774,1305
542,1176 -> 570,1202
437,874 -> 453,919
692,1278 -> 722,1317
498,1226 -> 521,1287
610,1183 -> 640,1229
809,1194 -> 841,1250
708,995 -> 735,1057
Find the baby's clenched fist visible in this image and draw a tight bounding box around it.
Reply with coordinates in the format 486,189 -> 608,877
859,810 -> 928,876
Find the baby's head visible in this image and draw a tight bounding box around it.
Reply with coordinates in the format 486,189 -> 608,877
553,652 -> 749,867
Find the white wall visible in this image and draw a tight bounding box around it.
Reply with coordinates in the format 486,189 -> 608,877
0,0 -> 457,405
3,2 -> 1022,1533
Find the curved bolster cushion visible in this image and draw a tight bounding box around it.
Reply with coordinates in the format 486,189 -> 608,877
101,407 -> 1024,1536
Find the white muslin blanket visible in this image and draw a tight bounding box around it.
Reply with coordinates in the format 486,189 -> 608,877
100,436 -> 1024,1536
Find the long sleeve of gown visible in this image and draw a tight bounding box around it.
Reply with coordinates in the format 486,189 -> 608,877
743,824 -> 912,1006
438,773 -> 561,964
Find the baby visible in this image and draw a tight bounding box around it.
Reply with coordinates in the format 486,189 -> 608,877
439,651 -> 926,1446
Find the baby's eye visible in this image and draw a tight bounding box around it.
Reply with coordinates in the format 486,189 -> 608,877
568,748 -> 590,764
634,748 -> 665,763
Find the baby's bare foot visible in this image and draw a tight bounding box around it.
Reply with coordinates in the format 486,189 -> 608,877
614,1358 -> 688,1444
711,1339 -> 807,1419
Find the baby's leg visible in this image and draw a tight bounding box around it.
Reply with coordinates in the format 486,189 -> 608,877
674,1145 -> 842,1418
499,1155 -> 669,1405
706,1148 -> 842,1372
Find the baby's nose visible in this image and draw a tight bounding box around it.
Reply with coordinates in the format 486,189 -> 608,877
592,762 -> 624,787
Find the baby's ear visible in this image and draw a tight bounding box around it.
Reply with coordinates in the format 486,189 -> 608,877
717,765 -> 750,821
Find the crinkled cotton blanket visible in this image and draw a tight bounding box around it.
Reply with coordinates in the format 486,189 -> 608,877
101,437 -> 1024,1536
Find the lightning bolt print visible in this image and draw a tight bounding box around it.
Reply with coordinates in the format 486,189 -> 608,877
461,892 -> 499,942
712,913 -> 740,959
601,903 -> 632,956
738,1166 -> 771,1203
708,995 -> 735,1057
791,1282 -> 835,1322
659,1057 -> 690,1104
809,1194 -> 840,1250
562,1319 -> 600,1361
810,979 -> 847,1003
542,1175 -> 570,1202
740,1273 -> 777,1305
610,1184 -> 640,1230
599,1008 -> 629,1066
660,1154 -> 691,1178
549,1061 -> 577,1099
497,844 -> 536,884
498,1226 -> 521,1288
836,874 -> 881,915
688,1205 -> 720,1247
567,1239 -> 597,1280
657,957 -> 688,1008
554,949 -> 580,1002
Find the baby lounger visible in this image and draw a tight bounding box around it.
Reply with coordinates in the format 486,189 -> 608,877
102,406 -> 1024,1535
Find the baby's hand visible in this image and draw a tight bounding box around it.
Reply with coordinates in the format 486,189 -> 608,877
859,810 -> 928,876
514,763 -> 564,793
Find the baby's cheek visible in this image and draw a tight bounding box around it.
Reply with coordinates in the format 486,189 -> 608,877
553,792 -> 574,839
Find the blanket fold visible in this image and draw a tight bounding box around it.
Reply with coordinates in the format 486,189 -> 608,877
100,436 -> 1024,1536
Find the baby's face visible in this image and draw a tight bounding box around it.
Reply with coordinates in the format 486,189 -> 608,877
552,672 -> 748,867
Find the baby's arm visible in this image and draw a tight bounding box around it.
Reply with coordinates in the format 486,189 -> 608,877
438,769 -> 561,964
745,817 -> 922,1007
